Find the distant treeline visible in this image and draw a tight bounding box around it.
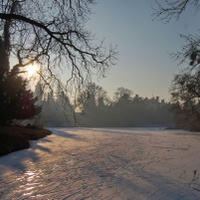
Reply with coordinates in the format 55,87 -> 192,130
35,82 -> 174,127
76,96 -> 173,127
34,83 -> 74,127
76,84 -> 174,127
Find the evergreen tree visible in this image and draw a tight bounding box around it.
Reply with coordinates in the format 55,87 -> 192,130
0,36 -> 41,125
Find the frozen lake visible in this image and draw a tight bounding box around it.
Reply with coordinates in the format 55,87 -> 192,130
1,127 -> 200,199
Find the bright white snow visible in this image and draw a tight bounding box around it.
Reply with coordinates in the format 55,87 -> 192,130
1,127 -> 200,199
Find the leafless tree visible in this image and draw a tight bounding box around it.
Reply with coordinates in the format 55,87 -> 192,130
154,0 -> 200,22
0,0 -> 117,94
154,0 -> 200,129
154,0 -> 200,67
154,0 -> 200,82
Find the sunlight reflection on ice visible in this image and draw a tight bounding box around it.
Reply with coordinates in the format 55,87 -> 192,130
18,169 -> 43,198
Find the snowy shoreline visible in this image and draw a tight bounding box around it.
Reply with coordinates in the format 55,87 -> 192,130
1,127 -> 200,199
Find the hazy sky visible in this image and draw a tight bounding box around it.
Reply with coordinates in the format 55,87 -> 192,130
86,0 -> 199,101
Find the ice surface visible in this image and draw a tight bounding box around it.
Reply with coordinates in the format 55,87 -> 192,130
1,127 -> 200,199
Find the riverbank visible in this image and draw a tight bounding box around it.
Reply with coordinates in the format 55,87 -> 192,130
0,126 -> 52,156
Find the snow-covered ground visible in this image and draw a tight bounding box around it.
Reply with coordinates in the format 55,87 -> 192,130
1,127 -> 200,199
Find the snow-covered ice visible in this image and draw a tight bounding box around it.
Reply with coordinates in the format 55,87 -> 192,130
1,127 -> 200,199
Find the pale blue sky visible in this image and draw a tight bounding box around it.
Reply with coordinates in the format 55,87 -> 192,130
86,0 -> 199,101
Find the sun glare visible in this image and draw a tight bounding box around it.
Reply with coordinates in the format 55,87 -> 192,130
25,63 -> 40,77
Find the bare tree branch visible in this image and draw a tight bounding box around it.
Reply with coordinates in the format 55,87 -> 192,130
0,0 -> 117,96
153,0 -> 200,22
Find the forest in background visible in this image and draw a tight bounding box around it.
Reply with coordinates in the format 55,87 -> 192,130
34,82 -> 174,128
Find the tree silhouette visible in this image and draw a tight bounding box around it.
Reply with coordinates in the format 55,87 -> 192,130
154,0 -> 200,130
0,69 -> 41,125
0,1 -> 116,126
170,72 -> 200,130
154,0 -> 200,22
0,31 -> 41,125
114,87 -> 133,102
76,84 -> 173,127
0,0 -> 116,92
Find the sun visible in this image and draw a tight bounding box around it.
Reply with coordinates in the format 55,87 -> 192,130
25,63 -> 40,77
